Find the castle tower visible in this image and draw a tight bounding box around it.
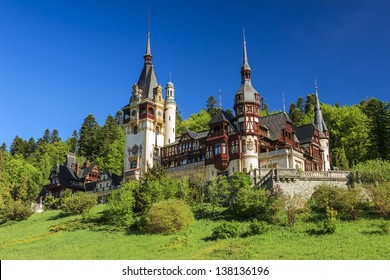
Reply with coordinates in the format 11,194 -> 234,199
164,80 -> 176,144
233,33 -> 261,172
122,12 -> 165,181
313,80 -> 331,171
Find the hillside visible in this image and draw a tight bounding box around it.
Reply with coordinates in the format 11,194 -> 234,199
1,206 -> 389,260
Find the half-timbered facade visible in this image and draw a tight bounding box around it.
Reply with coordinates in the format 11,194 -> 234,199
123,29 -> 331,182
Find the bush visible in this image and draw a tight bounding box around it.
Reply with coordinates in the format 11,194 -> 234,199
44,195 -> 60,210
103,181 -> 137,227
211,221 -> 240,240
351,159 -> 390,184
231,187 -> 280,222
367,183 -> 390,218
142,199 -> 194,235
247,220 -> 268,236
309,184 -> 364,220
281,193 -> 304,227
60,192 -> 97,215
315,207 -> 338,235
1,199 -> 33,221
378,221 -> 390,234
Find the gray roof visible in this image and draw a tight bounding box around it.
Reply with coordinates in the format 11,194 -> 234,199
185,129 -> 209,140
260,112 -> 293,141
137,63 -> 159,100
235,80 -> 258,103
295,124 -> 315,143
313,87 -> 328,136
208,110 -> 234,125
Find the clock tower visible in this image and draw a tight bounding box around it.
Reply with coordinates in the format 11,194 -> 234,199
122,29 -> 166,181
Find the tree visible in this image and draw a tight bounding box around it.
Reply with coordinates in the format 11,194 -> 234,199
289,102 -> 305,126
114,110 -> 123,127
78,114 -> 100,160
10,136 -> 28,158
67,130 -> 78,154
0,143 -> 6,152
206,95 -> 219,117
322,104 -> 371,167
260,97 -> 269,116
50,129 -> 61,143
99,115 -> 121,157
179,109 -> 211,133
297,96 -> 305,112
26,137 -> 36,155
360,98 -> 390,160
60,192 -> 97,215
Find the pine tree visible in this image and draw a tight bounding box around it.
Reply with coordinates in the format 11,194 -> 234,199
206,95 -> 219,117
260,97 -> 269,115
0,143 -> 6,152
50,129 -> 61,143
115,110 -> 123,127
78,114 -> 100,160
10,136 -> 28,158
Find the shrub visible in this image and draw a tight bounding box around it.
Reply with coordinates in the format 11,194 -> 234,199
231,187 -> 280,222
1,199 -> 33,221
60,192 -> 97,215
367,183 -> 390,218
309,184 -> 364,220
247,220 -> 268,236
211,221 -> 240,239
44,195 -> 60,210
281,193 -> 304,227
315,207 -> 338,235
378,221 -> 390,234
351,159 -> 390,184
103,181 -> 137,227
142,199 -> 194,235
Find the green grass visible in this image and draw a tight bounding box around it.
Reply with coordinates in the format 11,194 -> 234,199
0,206 -> 389,260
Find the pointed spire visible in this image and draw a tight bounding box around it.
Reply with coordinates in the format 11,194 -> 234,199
241,28 -> 251,82
242,28 -> 251,72
313,79 -> 328,134
219,89 -> 223,110
144,0 -> 152,63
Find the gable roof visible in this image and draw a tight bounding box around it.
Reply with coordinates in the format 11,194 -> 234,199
295,124 -> 315,143
260,112 -> 293,141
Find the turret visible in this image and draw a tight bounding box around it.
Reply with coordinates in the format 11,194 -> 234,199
164,80 -> 176,144
313,80 -> 331,171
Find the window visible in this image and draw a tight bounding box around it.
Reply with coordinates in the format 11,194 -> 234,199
221,143 -> 227,154
131,160 -> 137,169
148,108 -> 154,115
133,126 -> 138,134
215,143 -> 221,155
169,116 -> 171,121
242,140 -> 246,152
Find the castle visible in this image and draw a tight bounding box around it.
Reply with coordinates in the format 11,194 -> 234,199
122,30 -> 331,183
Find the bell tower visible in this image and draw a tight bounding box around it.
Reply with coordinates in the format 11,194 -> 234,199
233,32 -> 261,172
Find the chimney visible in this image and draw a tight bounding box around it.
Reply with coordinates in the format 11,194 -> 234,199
75,162 -> 80,177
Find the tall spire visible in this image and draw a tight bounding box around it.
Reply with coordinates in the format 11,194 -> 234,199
144,0 -> 152,63
241,28 -> 251,81
313,79 -> 328,135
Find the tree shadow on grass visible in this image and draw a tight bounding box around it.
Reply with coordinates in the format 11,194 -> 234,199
361,230 -> 388,236
47,212 -> 74,221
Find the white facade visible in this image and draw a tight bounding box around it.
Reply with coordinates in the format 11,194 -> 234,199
164,81 -> 176,145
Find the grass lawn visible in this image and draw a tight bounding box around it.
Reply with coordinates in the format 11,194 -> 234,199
0,206 -> 389,260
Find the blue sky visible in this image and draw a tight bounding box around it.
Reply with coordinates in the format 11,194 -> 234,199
1,0 -> 389,148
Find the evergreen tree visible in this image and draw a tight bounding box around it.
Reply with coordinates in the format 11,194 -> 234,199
78,114 -> 100,160
260,97 -> 269,115
115,110 -> 123,127
360,98 -> 390,160
0,142 -> 6,152
297,96 -> 305,112
206,95 -> 219,117
26,137 -> 36,155
305,94 -> 316,114
10,136 -> 28,158
67,130 -> 78,154
50,129 -> 61,143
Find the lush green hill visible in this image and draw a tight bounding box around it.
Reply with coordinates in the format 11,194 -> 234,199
0,206 -> 389,260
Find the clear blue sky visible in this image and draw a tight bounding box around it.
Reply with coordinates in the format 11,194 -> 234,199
1,0 -> 389,148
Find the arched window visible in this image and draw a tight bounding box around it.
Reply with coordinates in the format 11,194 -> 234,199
130,160 -> 137,169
